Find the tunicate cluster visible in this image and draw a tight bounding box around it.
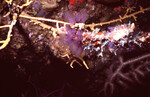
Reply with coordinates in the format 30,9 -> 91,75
62,9 -> 89,24
59,26 -> 84,57
33,1 -> 48,17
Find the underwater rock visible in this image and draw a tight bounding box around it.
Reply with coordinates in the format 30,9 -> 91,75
38,0 -> 60,11
94,0 -> 123,6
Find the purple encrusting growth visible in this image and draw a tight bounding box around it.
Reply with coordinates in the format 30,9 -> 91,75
75,9 -> 89,23
60,9 -> 89,56
66,26 -> 84,57
33,1 -> 48,17
59,26 -> 84,57
62,9 -> 89,24
33,1 -> 40,12
36,9 -> 47,17
62,11 -> 76,24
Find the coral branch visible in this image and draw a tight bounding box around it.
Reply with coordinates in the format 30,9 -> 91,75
20,11 -> 58,37
0,13 -> 17,50
69,57 -> 89,69
5,0 -> 13,4
0,25 -> 10,28
0,0 -> 33,50
79,57 -> 89,69
85,7 -> 150,29
19,13 -> 71,25
108,54 -> 150,82
18,0 -> 33,9
70,59 -> 82,68
123,53 -> 150,65
104,54 -> 150,95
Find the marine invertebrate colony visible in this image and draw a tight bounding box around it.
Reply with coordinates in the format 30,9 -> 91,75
1,0 -> 150,69
62,8 -> 89,24
82,22 -> 137,56
56,21 -> 149,58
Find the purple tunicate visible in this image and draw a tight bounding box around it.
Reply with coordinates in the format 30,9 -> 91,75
76,30 -> 83,36
69,41 -> 83,57
36,9 -> 48,17
75,47 -> 83,57
65,26 -> 72,31
69,28 -> 76,35
59,24 -> 84,57
76,35 -> 83,41
75,13 -> 81,22
75,9 -> 89,23
33,1 -> 48,17
76,30 -> 83,41
62,11 -> 76,25
66,26 -> 76,39
33,1 -> 41,12
62,9 -> 89,24
68,34 -> 74,40
65,37 -> 73,44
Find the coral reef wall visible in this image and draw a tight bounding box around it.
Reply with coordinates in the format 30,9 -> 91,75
0,0 -> 150,97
